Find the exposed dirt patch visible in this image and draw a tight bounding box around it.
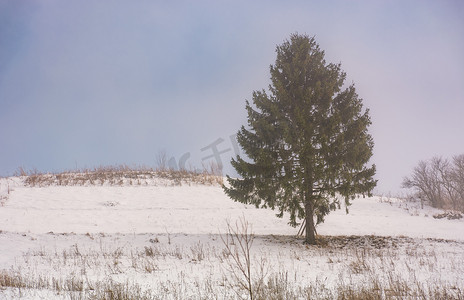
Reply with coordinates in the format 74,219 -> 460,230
317,235 -> 414,249
433,211 -> 463,220
262,234 -> 455,250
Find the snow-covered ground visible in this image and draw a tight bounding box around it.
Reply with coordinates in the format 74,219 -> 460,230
0,176 -> 463,299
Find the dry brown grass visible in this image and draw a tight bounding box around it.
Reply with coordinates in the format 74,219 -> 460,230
1,233 -> 463,300
18,164 -> 223,187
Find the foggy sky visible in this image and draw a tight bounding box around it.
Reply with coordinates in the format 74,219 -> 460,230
1,0 -> 463,194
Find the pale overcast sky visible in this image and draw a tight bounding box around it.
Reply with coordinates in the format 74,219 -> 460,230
1,1 -> 463,194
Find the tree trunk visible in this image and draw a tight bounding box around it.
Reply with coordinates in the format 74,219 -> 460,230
304,199 -> 316,244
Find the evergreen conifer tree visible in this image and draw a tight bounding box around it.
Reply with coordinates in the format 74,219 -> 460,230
223,34 -> 377,244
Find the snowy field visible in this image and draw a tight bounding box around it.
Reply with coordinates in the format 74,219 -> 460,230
0,174 -> 463,299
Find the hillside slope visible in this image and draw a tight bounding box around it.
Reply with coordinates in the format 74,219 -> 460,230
1,177 -> 463,240
0,176 -> 463,299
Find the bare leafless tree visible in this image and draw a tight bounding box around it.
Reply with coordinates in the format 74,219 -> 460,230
403,160 -> 441,208
403,154 -> 464,212
155,150 -> 168,171
451,154 -> 464,211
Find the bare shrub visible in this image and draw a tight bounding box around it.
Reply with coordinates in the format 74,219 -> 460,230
220,218 -> 268,300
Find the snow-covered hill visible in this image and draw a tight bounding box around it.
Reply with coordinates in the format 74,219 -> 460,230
0,176 -> 463,299
1,176 -> 462,239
